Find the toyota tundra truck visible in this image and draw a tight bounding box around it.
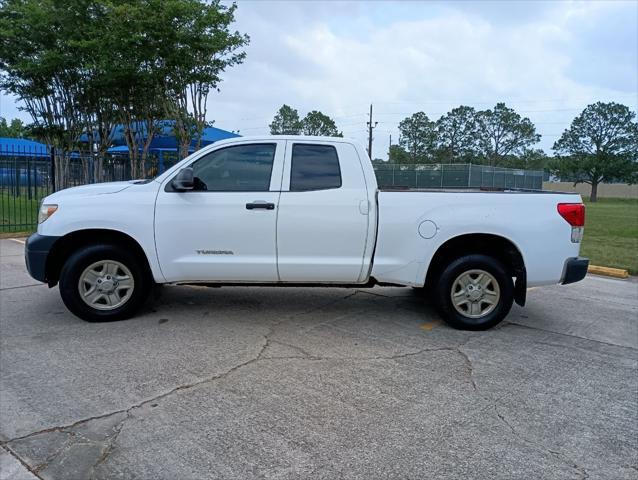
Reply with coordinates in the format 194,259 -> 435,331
25,136 -> 589,330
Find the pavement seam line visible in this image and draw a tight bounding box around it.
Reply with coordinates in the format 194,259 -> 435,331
1,444 -> 45,480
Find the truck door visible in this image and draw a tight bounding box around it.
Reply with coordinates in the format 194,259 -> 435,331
154,141 -> 285,282
276,141 -> 371,283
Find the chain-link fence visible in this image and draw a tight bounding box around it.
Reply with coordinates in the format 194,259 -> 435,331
373,163 -> 544,190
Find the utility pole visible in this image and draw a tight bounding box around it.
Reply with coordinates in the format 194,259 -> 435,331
366,103 -> 378,159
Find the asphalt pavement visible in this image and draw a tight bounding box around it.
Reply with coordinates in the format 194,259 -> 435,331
0,238 -> 636,480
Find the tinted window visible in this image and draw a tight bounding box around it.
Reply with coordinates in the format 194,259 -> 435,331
290,144 -> 342,191
190,144 -> 275,191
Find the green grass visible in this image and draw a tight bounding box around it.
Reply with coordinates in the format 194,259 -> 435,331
1,191 -> 41,233
580,197 -> 638,275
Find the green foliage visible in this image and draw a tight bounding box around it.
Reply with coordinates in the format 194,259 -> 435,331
396,104 -> 541,166
269,105 -> 302,135
552,102 -> 638,201
388,144 -> 411,164
398,112 -> 437,163
0,117 -> 28,138
435,106 -> 480,163
160,0 -> 248,157
301,110 -> 342,136
497,148 -> 549,170
0,0 -> 248,178
476,103 -> 540,165
0,0 -> 87,151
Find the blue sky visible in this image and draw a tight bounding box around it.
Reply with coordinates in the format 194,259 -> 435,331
1,0 -> 636,159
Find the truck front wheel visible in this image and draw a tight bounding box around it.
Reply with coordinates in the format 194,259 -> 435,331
59,244 -> 151,322
434,254 -> 514,330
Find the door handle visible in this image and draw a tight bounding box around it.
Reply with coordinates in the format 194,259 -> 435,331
246,201 -> 275,210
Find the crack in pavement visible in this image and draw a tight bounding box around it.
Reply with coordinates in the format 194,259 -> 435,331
88,414 -> 129,480
264,345 -> 469,362
32,431 -> 75,474
1,290 -> 362,472
455,345 -> 478,391
0,291 -> 494,477
2,337 -> 269,445
492,404 -> 590,480
505,322 -> 637,352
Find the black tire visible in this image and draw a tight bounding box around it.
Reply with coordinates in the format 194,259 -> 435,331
59,244 -> 151,322
433,254 -> 514,330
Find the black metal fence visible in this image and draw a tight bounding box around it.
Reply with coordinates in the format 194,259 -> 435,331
0,144 -> 194,232
1,150 -> 545,233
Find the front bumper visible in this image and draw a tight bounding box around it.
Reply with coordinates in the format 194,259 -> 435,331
561,257 -> 589,285
25,233 -> 59,283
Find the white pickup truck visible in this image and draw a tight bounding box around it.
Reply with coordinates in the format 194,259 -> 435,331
25,136 -> 588,330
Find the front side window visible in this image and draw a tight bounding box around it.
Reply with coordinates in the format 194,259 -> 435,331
290,144 -> 342,191
190,143 -> 276,191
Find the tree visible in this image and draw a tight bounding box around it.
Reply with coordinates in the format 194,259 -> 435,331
0,117 -> 28,138
163,0 -> 248,159
0,0 -> 249,183
388,145 -> 411,164
301,110 -> 341,136
269,105 -> 302,135
552,102 -> 638,201
0,0 -> 89,187
476,103 -> 541,166
398,112 -> 437,163
435,106 -> 480,163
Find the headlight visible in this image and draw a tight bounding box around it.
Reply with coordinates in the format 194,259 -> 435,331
38,204 -> 58,224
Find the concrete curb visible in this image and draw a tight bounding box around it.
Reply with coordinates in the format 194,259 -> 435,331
0,232 -> 30,239
588,265 -> 630,279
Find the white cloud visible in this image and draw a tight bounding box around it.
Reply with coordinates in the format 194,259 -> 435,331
2,0 -> 636,159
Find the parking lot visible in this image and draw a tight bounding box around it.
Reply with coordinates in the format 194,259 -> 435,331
0,237 -> 637,480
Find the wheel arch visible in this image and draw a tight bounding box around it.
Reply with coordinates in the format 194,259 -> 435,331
424,233 -> 527,306
45,229 -> 154,287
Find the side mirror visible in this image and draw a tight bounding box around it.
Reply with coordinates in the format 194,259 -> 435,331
172,167 -> 194,191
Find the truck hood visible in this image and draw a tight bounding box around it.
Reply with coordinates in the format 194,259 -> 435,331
44,181 -> 140,202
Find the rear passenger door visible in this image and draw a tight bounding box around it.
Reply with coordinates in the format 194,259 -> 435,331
276,141 -> 370,283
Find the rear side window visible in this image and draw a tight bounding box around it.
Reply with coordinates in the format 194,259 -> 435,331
290,144 -> 341,191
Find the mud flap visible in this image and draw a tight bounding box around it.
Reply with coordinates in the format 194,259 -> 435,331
514,269 -> 527,307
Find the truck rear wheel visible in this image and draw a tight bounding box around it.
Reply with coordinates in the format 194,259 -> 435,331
59,244 -> 151,322
434,254 -> 514,330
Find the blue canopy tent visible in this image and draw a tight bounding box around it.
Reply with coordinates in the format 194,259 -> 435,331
82,121 -> 239,150
104,124 -> 240,173
0,138 -> 51,189
0,137 -> 49,158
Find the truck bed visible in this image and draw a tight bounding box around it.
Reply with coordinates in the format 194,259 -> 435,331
379,186 -> 579,195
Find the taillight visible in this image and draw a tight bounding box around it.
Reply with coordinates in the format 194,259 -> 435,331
557,203 -> 585,227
